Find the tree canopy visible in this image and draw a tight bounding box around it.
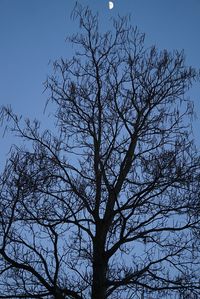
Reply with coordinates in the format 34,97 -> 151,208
0,4 -> 200,299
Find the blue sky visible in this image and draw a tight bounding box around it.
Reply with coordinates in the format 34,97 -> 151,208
0,0 -> 200,170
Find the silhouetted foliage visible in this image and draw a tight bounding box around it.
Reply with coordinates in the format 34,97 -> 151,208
1,4 -> 200,299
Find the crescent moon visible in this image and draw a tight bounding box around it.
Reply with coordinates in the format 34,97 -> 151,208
108,1 -> 114,10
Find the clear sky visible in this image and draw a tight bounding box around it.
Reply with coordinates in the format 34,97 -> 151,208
0,0 -> 200,170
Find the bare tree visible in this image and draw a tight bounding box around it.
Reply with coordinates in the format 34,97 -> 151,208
0,4 -> 200,299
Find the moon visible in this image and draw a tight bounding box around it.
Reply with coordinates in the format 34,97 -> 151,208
108,1 -> 114,10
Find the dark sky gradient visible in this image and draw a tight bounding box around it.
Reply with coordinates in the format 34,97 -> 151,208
0,0 -> 200,170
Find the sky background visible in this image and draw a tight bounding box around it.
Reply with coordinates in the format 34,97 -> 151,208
0,0 -> 200,171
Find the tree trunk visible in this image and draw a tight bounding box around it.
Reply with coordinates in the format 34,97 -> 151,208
91,227 -> 108,299
54,294 -> 65,299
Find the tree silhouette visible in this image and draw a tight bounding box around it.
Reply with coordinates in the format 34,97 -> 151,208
0,4 -> 200,299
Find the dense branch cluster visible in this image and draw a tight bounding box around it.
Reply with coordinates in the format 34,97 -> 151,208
0,4 -> 200,299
